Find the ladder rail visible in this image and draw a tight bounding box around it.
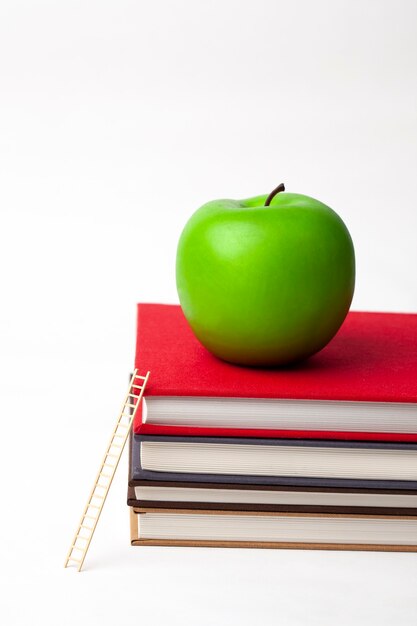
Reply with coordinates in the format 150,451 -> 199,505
64,369 -> 149,571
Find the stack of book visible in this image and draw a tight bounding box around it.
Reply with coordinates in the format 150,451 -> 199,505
128,304 -> 417,551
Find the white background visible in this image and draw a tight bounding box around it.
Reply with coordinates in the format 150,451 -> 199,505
1,0 -> 417,624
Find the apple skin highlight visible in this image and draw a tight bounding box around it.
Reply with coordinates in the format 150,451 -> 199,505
176,190 -> 355,367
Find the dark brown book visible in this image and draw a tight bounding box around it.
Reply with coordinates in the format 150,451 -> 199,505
127,485 -> 417,516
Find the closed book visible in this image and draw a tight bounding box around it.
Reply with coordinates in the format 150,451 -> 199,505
127,486 -> 417,516
129,508 -> 417,552
129,434 -> 417,490
134,304 -> 417,441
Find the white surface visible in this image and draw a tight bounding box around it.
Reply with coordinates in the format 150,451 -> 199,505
1,0 -> 417,624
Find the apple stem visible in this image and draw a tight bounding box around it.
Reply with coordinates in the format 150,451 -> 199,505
265,183 -> 285,206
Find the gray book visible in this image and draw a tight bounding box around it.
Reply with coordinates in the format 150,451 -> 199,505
130,434 -> 417,490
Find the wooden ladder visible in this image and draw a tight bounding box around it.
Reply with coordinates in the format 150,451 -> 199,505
64,369 -> 150,572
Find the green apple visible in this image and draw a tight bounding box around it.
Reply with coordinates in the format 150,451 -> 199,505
176,184 -> 355,366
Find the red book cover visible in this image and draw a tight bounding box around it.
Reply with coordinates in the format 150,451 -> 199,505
134,303 -> 417,441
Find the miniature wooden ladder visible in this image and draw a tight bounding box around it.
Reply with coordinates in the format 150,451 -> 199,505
64,369 -> 150,572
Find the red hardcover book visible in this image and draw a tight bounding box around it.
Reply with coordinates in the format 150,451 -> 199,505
134,304 -> 417,442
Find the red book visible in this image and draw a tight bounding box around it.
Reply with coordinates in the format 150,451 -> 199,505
134,303 -> 417,442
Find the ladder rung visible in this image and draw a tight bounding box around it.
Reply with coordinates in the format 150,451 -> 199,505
113,433 -> 125,438
134,375 -> 146,381
125,403 -> 137,409
129,393 -> 140,399
106,453 -> 118,458
110,444 -> 122,449
101,461 -> 115,476
87,504 -> 100,510
80,524 -> 94,531
83,515 -> 97,521
100,472 -> 112,478
70,550 -> 85,557
91,494 -> 105,500
131,384 -> 143,389
67,557 -> 82,564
